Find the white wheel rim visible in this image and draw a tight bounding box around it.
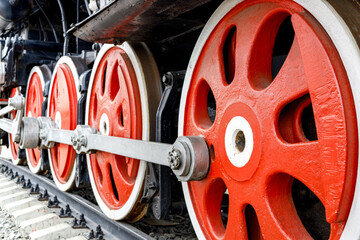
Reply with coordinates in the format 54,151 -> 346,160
178,0 -> 360,239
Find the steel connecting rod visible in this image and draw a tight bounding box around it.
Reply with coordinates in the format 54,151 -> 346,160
0,94 -> 210,181
0,91 -> 25,142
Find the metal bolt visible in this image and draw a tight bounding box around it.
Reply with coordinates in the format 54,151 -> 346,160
95,225 -> 103,238
16,175 -> 25,184
65,204 -> 72,215
14,134 -> 20,143
48,195 -> 60,208
71,135 -> 77,145
40,129 -> 47,140
30,184 -> 40,194
162,72 -> 172,86
22,179 -> 31,189
72,217 -> 78,227
38,189 -> 49,201
168,148 -> 181,170
79,136 -> 87,147
88,230 -> 95,239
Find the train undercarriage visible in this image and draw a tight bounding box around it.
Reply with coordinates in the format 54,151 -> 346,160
0,0 -> 360,239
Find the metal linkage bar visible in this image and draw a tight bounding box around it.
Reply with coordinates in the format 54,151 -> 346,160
0,105 -> 14,116
0,94 -> 210,182
0,118 -> 12,133
0,91 -> 25,142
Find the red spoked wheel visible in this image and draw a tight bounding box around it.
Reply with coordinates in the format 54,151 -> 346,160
179,0 -> 360,239
25,66 -> 51,172
86,42 -> 161,221
47,57 -> 86,191
8,88 -> 25,165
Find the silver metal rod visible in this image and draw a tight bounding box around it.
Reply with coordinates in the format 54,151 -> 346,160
0,106 -> 15,117
46,128 -> 172,166
87,134 -> 172,166
0,118 -> 13,133
47,128 -> 74,146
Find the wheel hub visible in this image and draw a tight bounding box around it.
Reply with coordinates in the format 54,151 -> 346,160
225,116 -> 253,168
99,113 -> 110,136
220,103 -> 261,182
55,111 -> 61,129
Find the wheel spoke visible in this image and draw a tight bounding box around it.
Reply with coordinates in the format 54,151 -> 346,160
268,139 -> 350,223
261,39 -> 308,109
233,4 -> 295,91
267,141 -> 323,200
257,194 -> 311,239
109,160 -> 134,203
291,13 -> 356,223
188,174 -> 227,238
192,56 -> 228,104
224,187 -> 248,239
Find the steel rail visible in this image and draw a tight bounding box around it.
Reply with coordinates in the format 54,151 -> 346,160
0,157 -> 153,240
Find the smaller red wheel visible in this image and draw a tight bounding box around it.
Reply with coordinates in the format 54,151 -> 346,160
8,88 -> 25,165
25,66 -> 51,173
47,57 -> 86,191
86,42 -> 161,221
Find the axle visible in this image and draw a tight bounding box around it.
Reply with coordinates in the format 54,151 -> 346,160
1,94 -> 209,181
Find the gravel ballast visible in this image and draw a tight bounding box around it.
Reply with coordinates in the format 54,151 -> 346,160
0,207 -> 29,240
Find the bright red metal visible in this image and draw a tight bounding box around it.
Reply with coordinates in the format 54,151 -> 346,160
9,88 -> 19,160
48,64 -> 78,183
88,47 -> 142,209
183,0 -> 357,239
26,72 -> 43,168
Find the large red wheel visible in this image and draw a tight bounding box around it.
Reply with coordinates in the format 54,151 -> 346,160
47,57 -> 86,191
86,42 -> 161,221
25,66 -> 51,173
8,88 -> 25,165
179,0 -> 360,239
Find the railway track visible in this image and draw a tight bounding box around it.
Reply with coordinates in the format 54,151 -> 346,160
0,153 -> 152,240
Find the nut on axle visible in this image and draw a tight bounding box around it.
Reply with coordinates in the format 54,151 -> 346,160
170,136 -> 210,181
168,147 -> 181,170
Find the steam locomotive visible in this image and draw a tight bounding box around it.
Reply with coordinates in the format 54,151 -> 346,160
0,0 -> 359,239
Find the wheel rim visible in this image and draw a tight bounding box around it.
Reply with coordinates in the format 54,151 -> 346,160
48,57 -> 81,191
25,67 -> 46,172
179,0 -> 358,239
8,88 -> 23,164
86,42 -> 160,220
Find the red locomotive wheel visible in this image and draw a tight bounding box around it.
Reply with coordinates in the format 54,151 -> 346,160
179,0 -> 360,239
25,66 -> 51,173
48,57 -> 85,191
8,88 -> 24,165
86,42 -> 161,221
